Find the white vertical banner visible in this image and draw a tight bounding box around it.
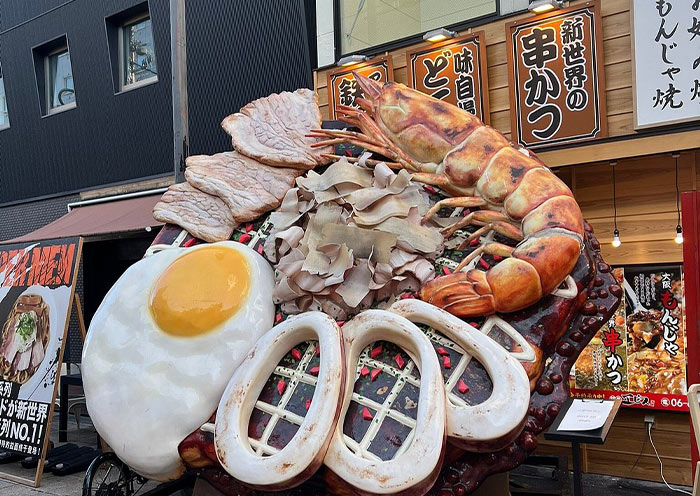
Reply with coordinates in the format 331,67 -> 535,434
632,0 -> 700,129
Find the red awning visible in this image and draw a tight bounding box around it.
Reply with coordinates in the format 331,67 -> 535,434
3,194 -> 163,244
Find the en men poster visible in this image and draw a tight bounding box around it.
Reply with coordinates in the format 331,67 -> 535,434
631,0 -> 700,129
0,237 -> 82,486
572,264 -> 687,411
327,56 -> 393,119
406,32 -> 490,123
506,1 -> 607,148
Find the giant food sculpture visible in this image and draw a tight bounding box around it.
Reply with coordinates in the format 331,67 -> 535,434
82,77 -> 621,495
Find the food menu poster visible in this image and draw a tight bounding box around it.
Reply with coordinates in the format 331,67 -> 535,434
506,1 -> 607,148
571,264 -> 688,411
406,32 -> 490,123
327,56 -> 394,120
0,237 -> 81,483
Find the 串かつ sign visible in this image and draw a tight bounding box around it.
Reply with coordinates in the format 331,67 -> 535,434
631,0 -> 700,129
507,1 -> 607,148
327,56 -> 393,119
0,237 -> 82,486
406,32 -> 490,123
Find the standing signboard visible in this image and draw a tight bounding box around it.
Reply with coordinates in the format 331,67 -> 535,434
326,56 -> 393,119
406,32 -> 491,124
0,237 -> 82,486
506,1 -> 607,148
631,0 -> 700,129
572,264 -> 688,412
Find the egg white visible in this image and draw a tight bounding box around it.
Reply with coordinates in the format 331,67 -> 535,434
82,241 -> 274,481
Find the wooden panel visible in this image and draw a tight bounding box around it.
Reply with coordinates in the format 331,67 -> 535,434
602,10 -> 630,40
573,153 -> 695,218
586,450 -> 692,486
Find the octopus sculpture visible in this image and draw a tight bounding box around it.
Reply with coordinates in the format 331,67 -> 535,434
168,76 -> 621,495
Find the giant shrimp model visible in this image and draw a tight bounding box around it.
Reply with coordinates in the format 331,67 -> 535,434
310,73 -> 584,318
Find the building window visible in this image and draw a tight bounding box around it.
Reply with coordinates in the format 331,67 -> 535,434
47,48 -> 76,112
120,15 -> 158,89
0,68 -> 9,129
338,0 -> 497,56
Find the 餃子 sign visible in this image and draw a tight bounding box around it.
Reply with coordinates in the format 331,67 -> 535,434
507,1 -> 607,148
406,32 -> 490,123
327,56 -> 393,119
572,264 -> 688,412
0,237 -> 82,486
632,0 -> 700,129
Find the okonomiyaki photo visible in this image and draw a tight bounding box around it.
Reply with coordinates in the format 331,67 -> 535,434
0,294 -> 50,385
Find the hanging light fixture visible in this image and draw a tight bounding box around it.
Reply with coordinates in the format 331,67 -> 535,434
611,161 -> 621,247
673,152 -> 683,244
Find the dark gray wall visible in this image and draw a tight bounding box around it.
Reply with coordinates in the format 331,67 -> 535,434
0,0 -> 314,205
185,0 -> 314,156
0,0 -> 173,205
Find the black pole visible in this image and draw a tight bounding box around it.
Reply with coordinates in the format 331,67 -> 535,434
171,0 -> 188,183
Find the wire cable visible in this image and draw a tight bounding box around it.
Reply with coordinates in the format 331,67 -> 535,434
648,423 -> 692,495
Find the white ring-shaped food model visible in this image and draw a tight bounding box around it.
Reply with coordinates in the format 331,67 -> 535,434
388,300 -> 530,452
215,312 -> 345,490
324,310 -> 446,496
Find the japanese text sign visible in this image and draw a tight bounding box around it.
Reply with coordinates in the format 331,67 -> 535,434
572,265 -> 688,412
327,56 -> 393,119
632,0 -> 700,129
406,32 -> 490,123
507,2 -> 607,148
0,237 -> 82,486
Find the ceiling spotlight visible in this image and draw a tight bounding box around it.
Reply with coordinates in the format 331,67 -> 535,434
675,225 -> 683,244
612,229 -> 621,248
337,54 -> 369,67
528,0 -> 563,13
423,28 -> 458,43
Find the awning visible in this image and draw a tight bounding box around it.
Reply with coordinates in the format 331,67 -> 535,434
3,193 -> 163,244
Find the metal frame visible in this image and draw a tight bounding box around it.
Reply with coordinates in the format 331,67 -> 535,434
44,43 -> 77,116
332,0 -> 501,63
118,11 -> 158,93
683,191 -> 700,481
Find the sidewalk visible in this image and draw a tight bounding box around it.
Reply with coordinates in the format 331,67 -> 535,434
0,412 -> 95,496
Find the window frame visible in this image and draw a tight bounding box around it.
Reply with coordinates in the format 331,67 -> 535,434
118,11 -> 158,92
331,0 -> 502,62
44,45 -> 76,116
0,71 -> 9,131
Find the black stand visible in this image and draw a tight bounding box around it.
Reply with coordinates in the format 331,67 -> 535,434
544,398 -> 621,496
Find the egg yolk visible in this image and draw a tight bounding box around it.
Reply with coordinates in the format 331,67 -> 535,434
149,246 -> 251,337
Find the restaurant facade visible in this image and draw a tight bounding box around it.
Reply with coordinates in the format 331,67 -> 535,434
312,0 -> 700,487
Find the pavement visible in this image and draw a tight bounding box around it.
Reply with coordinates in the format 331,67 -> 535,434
0,411 -> 97,496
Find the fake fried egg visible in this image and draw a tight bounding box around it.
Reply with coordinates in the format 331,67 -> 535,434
82,242 -> 274,481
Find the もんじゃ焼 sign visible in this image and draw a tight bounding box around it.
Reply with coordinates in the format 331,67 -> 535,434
0,237 -> 82,487
327,56 -> 393,119
507,2 -> 607,148
631,0 -> 700,129
406,32 -> 490,123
